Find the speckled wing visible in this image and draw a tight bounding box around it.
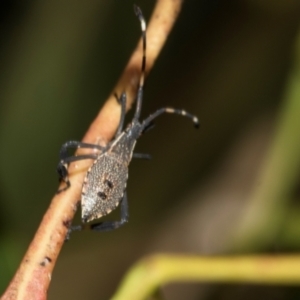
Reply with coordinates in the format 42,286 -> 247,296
81,154 -> 128,223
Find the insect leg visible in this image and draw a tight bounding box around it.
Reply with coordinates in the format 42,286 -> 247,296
141,108 -> 199,132
59,140 -> 104,161
57,141 -> 105,192
57,152 -> 98,193
141,121 -> 155,134
66,193 -> 129,235
133,153 -> 151,160
90,192 -> 129,232
115,93 -> 127,136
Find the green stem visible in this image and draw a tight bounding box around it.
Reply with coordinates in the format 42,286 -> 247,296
111,254 -> 300,300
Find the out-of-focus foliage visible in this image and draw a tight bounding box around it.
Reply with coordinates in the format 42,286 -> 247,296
0,0 -> 300,299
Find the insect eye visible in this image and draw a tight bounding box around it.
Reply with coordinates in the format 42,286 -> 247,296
104,179 -> 113,189
97,191 -> 107,200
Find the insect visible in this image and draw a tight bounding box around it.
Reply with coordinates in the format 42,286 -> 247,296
57,5 -> 199,234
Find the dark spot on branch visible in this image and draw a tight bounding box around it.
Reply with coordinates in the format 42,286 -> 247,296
40,256 -> 52,267
63,219 -> 71,228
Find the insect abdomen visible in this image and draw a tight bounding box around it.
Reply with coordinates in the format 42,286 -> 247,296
81,154 -> 128,223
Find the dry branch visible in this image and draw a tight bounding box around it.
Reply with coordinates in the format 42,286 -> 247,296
0,1 -> 184,299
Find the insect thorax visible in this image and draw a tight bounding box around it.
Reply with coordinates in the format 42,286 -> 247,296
109,125 -> 140,163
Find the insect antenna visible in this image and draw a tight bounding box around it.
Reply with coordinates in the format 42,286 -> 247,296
133,5 -> 147,123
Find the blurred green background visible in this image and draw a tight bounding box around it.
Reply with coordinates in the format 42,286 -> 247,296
1,0 -> 300,299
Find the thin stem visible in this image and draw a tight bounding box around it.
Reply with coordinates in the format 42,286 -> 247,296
111,254 -> 300,300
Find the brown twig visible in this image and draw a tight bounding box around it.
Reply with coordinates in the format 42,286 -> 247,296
1,1 -> 184,299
